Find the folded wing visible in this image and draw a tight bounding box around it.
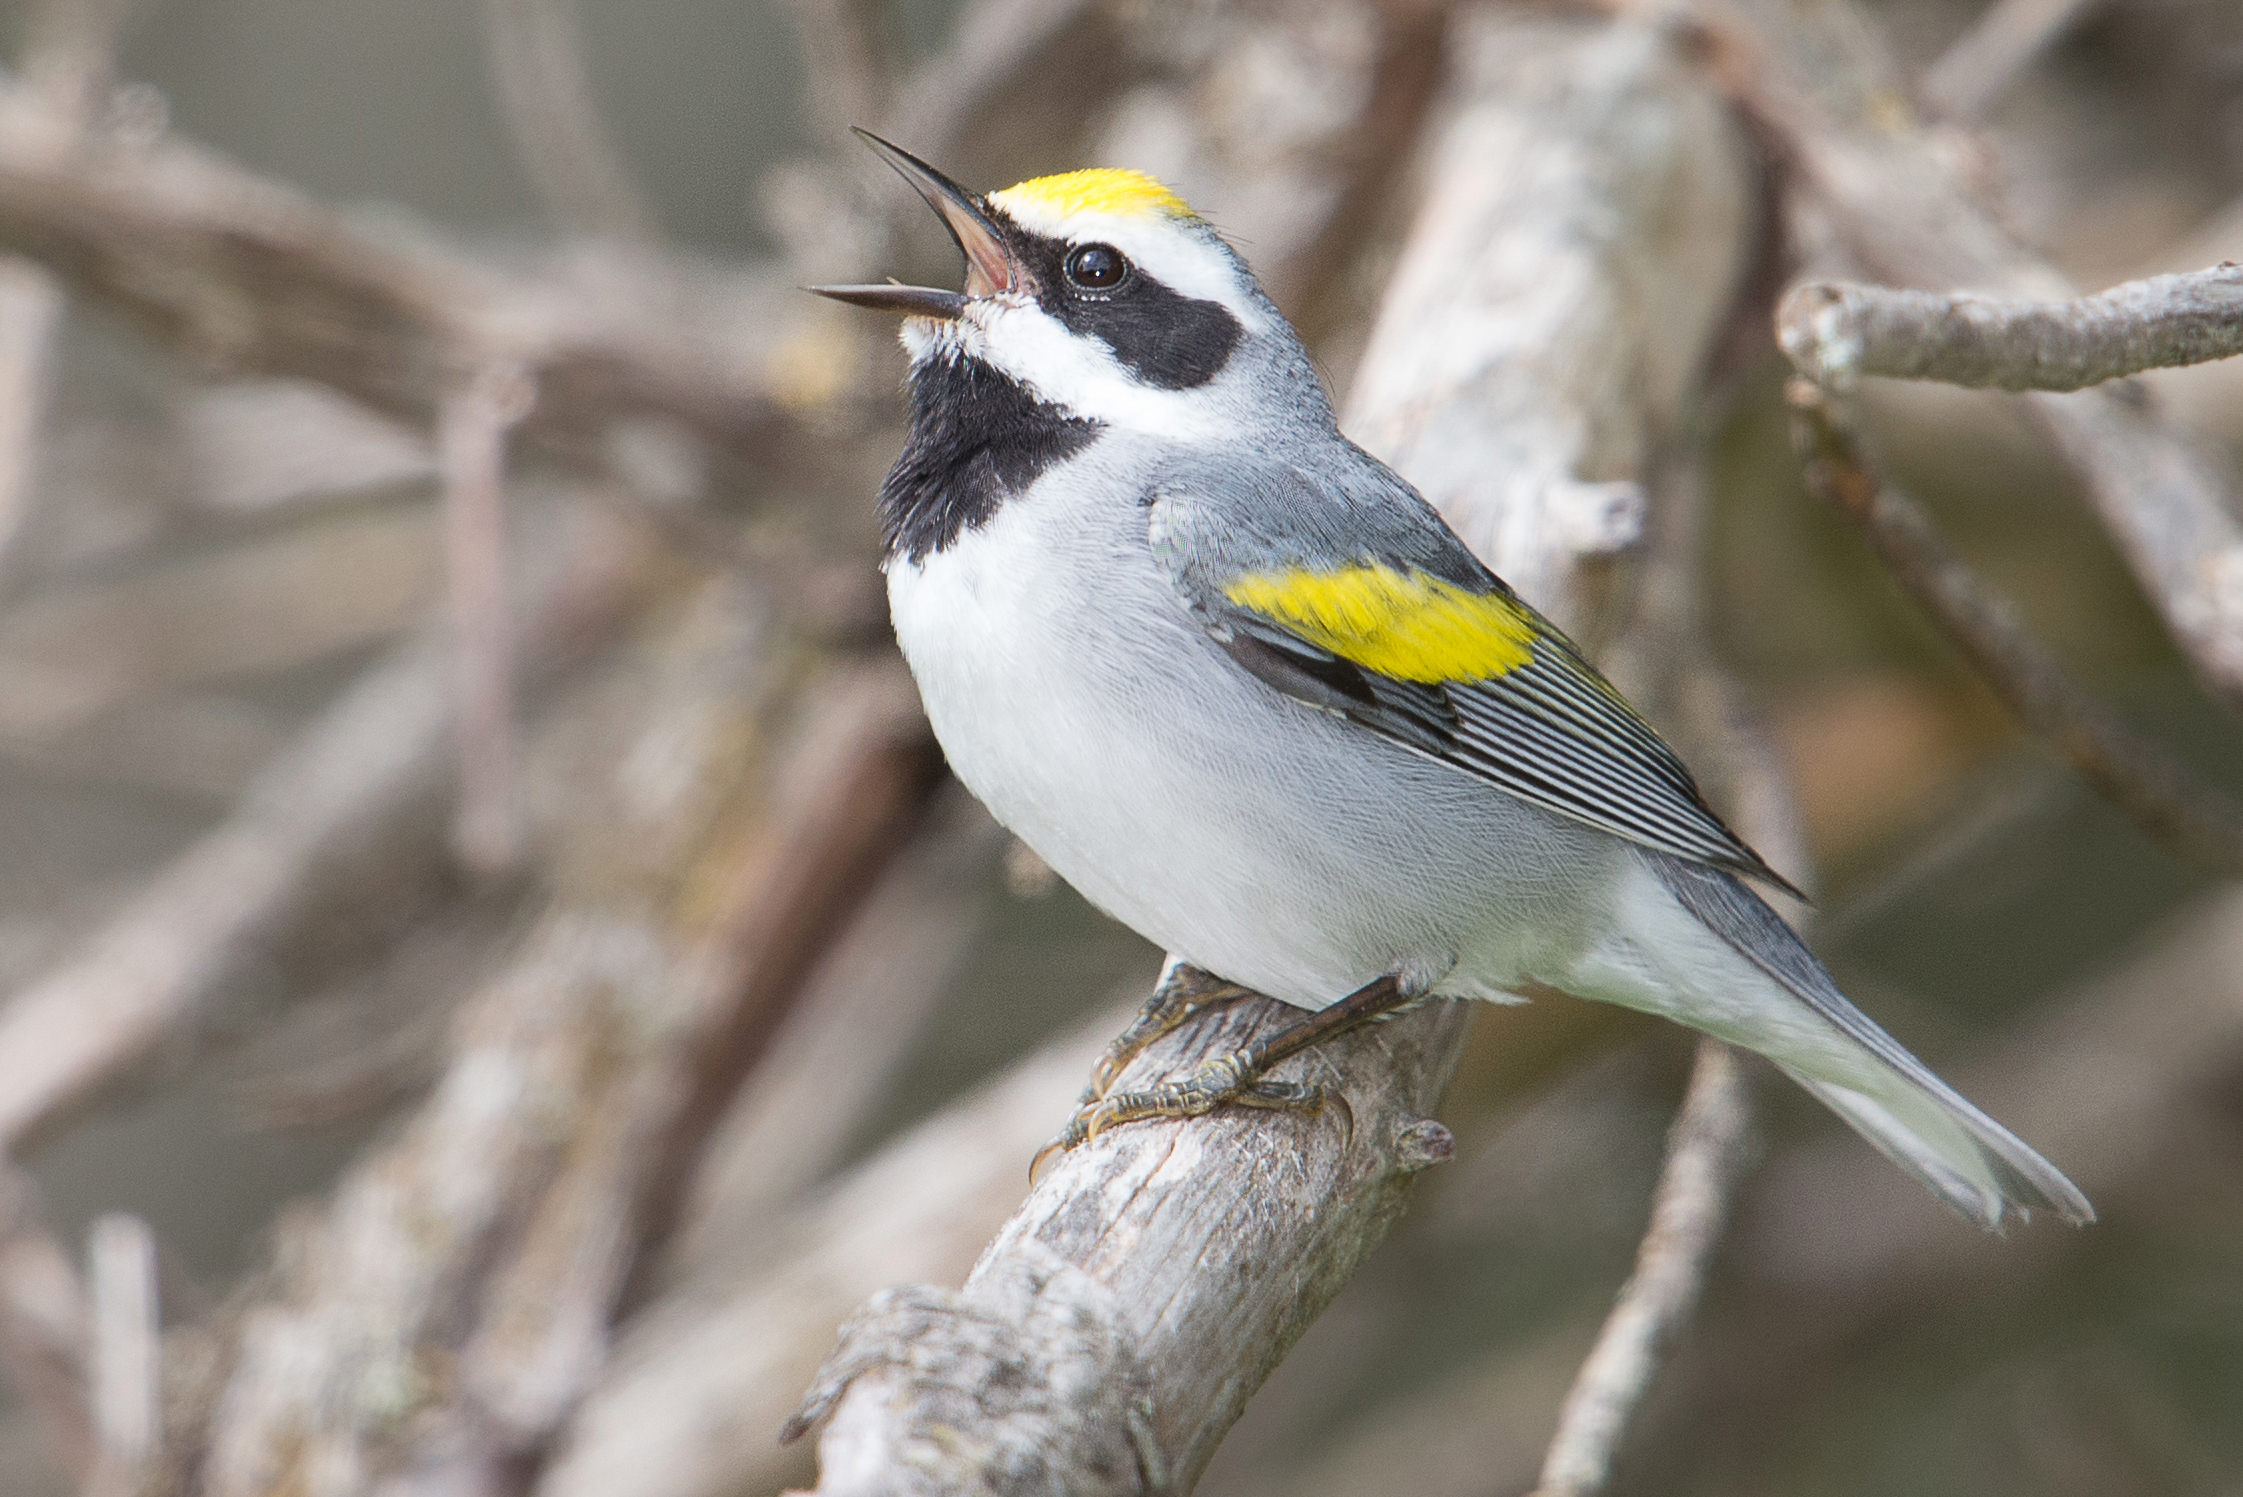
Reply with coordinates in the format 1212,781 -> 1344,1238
1149,486 -> 1795,892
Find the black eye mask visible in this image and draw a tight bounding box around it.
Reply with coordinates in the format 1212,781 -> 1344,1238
1006,230 -> 1245,391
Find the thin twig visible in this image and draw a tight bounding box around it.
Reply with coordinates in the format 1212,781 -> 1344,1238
0,258 -> 61,597
1919,0 -> 2106,123
1534,1040 -> 1754,1497
1785,379 -> 2243,875
1777,266 -> 2243,392
1667,0 -> 2243,705
786,0 -> 894,145
480,0 -> 663,243
0,1166 -> 90,1484
437,362 -> 536,878
19,0 -> 135,143
84,1214 -> 158,1497
0,0 -> 128,604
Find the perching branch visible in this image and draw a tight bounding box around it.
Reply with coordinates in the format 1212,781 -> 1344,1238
1785,380 -> 2243,875
1776,266 -> 2243,393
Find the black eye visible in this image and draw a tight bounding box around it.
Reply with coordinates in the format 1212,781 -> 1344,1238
1065,243 -> 1128,290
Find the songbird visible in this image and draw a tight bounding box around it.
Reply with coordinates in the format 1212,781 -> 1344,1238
813,131 -> 2090,1230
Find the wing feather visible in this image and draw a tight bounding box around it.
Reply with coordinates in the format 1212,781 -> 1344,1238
1151,484 -> 1792,889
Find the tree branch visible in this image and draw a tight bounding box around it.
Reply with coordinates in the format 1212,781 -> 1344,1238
0,76 -> 802,472
1535,1039 -> 1754,1497
0,496 -> 649,1154
1777,266 -> 2243,392
83,1214 -> 158,1497
437,361 -> 536,876
1919,0 -> 2106,123
1785,379 -> 2243,874
1681,0 -> 2243,705
480,0 -> 663,243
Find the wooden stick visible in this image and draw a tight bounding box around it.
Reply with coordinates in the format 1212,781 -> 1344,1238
1785,380 -> 2243,874
84,1214 -> 158,1497
437,362 -> 536,877
1777,267 -> 2243,393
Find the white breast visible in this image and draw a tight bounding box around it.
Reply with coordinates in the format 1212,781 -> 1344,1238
884,468 -> 1618,1011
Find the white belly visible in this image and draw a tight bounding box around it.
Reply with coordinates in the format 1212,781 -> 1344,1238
884,486 -> 1620,1010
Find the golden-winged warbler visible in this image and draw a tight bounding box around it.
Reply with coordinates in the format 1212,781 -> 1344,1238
814,132 -> 2088,1229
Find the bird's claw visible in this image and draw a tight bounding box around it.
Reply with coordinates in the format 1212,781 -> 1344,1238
1030,1048 -> 1329,1183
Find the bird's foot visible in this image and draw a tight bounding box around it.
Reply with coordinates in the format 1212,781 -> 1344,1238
1034,1049 -> 1327,1180
1030,971 -> 1414,1182
1079,963 -> 1254,1107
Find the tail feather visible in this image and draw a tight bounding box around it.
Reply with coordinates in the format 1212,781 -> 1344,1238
1642,852 -> 2092,1230
1778,1064 -> 2090,1230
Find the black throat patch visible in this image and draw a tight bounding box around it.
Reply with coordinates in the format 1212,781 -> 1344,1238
881,352 -> 1103,564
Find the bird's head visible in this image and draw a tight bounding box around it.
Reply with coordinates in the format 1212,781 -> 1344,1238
813,131 -> 1326,441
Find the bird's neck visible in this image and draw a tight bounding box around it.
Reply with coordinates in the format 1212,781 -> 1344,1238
880,352 -> 1105,565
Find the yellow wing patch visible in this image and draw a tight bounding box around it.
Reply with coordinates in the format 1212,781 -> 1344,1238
989,168 -> 1194,222
1224,565 -> 1539,683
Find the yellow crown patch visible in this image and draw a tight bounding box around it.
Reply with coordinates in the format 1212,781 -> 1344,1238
1224,565 -> 1540,683
989,168 -> 1194,222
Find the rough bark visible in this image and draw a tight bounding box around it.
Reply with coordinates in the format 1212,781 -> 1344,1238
1778,266 -> 2243,393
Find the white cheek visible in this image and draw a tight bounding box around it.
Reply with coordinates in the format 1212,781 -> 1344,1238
973,303 -> 1233,439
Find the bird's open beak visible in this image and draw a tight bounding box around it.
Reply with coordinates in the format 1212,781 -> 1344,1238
809,131 -> 1019,320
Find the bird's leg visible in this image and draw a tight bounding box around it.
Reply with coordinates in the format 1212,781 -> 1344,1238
1040,974 -> 1418,1164
1080,962 -> 1255,1106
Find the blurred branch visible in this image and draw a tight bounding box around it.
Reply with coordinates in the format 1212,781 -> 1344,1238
882,0 -> 1106,162
83,1214 -> 157,1497
1785,379 -> 2243,874
0,258 -> 61,597
1777,266 -> 2243,391
191,615 -> 936,1495
659,788 -> 1001,1286
1671,0 -> 2243,706
1534,1040 -> 1753,1497
19,0 -> 134,142
0,0 -> 128,603
1919,0 -> 2105,123
0,1167 -> 90,1485
786,0 -> 894,144
437,362 -> 536,877
780,12 -> 1761,1492
0,498 -> 649,1154
0,75 -> 802,472
480,0 -> 663,243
